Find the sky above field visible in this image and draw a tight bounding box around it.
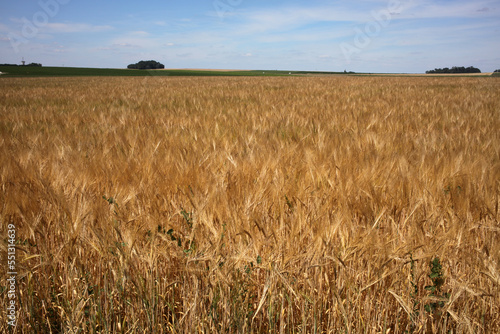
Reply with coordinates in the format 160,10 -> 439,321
1,0 -> 499,73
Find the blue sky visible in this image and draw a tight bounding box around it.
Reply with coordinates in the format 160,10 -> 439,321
1,0 -> 499,72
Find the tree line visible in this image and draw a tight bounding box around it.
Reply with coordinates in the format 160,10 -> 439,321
426,66 -> 481,74
0,63 -> 42,67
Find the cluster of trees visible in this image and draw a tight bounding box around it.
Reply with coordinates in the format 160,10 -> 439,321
0,63 -> 42,67
127,60 -> 165,70
494,69 -> 500,73
426,66 -> 481,74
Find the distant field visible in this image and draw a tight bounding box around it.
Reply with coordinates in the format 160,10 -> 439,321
1,76 -> 499,333
1,66 -> 497,78
0,66 -> 347,77
360,72 -> 495,77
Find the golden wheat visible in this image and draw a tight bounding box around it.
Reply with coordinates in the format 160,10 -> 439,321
1,76 -> 499,333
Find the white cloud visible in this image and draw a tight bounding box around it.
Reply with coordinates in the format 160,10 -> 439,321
222,0 -> 499,37
400,0 -> 500,19
130,31 -> 149,36
236,7 -> 360,34
0,23 -> 10,33
112,43 -> 139,48
43,22 -> 113,33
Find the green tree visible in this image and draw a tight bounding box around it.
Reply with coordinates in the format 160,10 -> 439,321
127,60 -> 165,70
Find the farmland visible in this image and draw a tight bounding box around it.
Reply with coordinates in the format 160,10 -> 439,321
0,66 -> 345,78
1,76 -> 499,333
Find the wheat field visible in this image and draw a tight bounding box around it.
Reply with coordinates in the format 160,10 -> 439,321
1,76 -> 499,333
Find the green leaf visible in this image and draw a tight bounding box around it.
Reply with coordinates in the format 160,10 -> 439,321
166,229 -> 176,241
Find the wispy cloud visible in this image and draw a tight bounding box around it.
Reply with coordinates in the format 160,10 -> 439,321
6,18 -> 113,34
398,0 -> 500,19
228,0 -> 499,34
44,22 -> 113,33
